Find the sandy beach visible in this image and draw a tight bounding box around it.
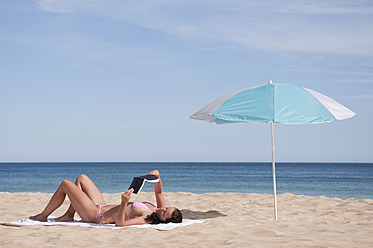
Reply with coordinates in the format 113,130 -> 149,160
1,192 -> 372,247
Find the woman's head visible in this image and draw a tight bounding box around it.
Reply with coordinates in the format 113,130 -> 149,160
145,207 -> 182,224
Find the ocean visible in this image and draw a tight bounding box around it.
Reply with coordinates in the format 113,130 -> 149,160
0,162 -> 372,199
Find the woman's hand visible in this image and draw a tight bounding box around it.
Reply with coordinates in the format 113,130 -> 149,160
148,170 -> 160,178
121,188 -> 134,204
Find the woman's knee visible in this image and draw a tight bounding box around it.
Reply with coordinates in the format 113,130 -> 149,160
75,174 -> 89,183
60,180 -> 73,190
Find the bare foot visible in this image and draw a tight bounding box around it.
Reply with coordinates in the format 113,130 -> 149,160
51,214 -> 74,222
29,214 -> 48,222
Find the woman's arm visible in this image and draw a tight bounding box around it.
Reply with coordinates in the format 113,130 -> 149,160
116,188 -> 134,226
116,216 -> 149,227
148,170 -> 167,208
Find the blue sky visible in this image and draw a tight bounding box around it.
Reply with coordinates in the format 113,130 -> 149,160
1,0 -> 372,162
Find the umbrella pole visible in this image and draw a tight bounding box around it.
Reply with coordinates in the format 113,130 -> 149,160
271,122 -> 278,221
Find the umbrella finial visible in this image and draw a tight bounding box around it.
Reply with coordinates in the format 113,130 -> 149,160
269,80 -> 273,84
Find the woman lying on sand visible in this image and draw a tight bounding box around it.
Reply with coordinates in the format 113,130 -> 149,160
30,170 -> 182,226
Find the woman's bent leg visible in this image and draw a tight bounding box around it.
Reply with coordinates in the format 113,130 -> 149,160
74,174 -> 106,205
59,179 -> 99,222
30,180 -> 72,222
31,179 -> 99,222
52,174 -> 106,222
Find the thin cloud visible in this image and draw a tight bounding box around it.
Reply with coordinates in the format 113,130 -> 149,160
0,30 -> 183,79
37,0 -> 373,56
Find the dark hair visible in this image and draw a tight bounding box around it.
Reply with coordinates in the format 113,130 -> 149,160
145,208 -> 183,224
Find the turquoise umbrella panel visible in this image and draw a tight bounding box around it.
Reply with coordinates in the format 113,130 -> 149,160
212,83 -> 274,123
274,84 -> 335,124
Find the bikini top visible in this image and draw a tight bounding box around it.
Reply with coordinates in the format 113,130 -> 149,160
127,201 -> 155,220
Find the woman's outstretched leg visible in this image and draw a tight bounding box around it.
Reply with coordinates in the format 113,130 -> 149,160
52,174 -> 107,222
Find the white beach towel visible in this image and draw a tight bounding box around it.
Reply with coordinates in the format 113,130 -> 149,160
4,217 -> 204,231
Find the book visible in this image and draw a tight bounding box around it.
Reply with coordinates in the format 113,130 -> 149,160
128,174 -> 160,194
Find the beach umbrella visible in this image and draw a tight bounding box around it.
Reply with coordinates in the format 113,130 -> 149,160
189,81 -> 355,220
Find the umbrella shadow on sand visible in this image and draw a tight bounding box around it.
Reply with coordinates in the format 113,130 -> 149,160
181,209 -> 227,220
